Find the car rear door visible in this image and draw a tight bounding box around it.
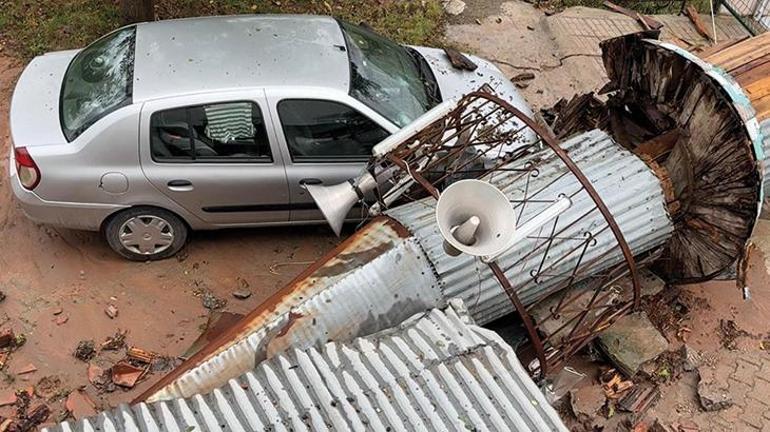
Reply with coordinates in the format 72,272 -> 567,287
265,88 -> 397,222
139,90 -> 291,226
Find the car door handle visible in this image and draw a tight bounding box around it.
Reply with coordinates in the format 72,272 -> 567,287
167,179 -> 193,191
299,178 -> 323,187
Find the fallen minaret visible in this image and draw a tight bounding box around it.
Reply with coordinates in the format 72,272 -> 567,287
135,31 -> 767,405
45,300 -> 568,432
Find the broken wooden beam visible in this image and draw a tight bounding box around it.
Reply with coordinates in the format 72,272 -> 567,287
684,4 -> 715,43
603,1 -> 663,30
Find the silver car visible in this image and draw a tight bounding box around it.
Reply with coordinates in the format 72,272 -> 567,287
8,15 -> 532,260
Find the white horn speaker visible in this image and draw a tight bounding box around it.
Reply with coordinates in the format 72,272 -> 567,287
306,171 -> 378,237
436,179 -> 518,258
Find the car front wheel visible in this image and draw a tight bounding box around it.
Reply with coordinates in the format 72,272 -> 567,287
104,207 -> 188,261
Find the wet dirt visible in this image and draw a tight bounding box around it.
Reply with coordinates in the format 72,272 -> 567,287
0,55 -> 338,426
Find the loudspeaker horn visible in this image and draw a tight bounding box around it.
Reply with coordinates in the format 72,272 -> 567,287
435,179 -> 518,259
306,171 -> 377,237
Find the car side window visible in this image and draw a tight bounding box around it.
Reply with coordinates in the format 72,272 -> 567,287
150,101 -> 272,162
277,99 -> 390,162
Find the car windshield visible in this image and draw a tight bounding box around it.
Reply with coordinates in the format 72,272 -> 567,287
340,21 -> 439,128
60,27 -> 136,141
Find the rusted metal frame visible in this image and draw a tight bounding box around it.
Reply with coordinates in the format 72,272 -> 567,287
427,116 -> 530,185
407,91 -> 639,378
527,243 -> 629,324
488,261 -> 550,377
530,264 -> 623,330
475,92 -> 641,310
515,170 -> 536,225
549,302 -> 632,368
397,98 -> 501,160
528,224 -> 610,285
548,250 -> 661,366
499,206 -> 602,283
386,154 -> 441,199
542,232 -> 595,318
559,268 -> 620,347
559,299 -> 632,352
538,296 -> 625,346
422,167 -> 535,175
530,215 -> 563,283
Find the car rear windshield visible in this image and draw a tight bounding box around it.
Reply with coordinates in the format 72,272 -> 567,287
339,21 -> 438,128
60,26 -> 136,141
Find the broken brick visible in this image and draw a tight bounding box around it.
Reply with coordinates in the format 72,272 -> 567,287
64,390 -> 96,419
0,391 -> 16,407
111,362 -> 144,388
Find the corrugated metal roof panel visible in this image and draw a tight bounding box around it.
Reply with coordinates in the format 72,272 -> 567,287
148,219 -> 443,401
44,300 -> 568,432
386,129 -> 674,324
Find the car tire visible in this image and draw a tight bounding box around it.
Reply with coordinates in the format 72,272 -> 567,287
104,207 -> 188,261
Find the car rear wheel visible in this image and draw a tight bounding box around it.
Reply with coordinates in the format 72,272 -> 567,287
105,207 -> 187,261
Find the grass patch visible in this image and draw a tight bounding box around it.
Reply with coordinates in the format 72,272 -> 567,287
0,0 -> 445,59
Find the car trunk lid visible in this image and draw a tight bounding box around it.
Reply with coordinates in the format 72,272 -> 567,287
10,50 -> 79,148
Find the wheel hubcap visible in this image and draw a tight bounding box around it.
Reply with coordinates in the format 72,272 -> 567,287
118,215 -> 175,255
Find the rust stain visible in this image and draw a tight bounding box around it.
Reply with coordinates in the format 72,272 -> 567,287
275,311 -> 305,338
133,215 -> 412,403
314,241 -> 395,278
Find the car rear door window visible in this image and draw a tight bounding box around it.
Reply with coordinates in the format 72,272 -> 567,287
151,101 -> 272,162
277,99 -> 389,162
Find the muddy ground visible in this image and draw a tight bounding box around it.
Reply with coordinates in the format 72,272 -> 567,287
0,55 -> 338,423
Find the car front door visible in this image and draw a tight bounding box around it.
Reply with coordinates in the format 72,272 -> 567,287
139,91 -> 291,226
266,89 -> 397,222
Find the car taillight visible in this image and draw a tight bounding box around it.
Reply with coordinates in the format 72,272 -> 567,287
14,147 -> 40,190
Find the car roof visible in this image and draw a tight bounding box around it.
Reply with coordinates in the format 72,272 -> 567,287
132,15 -> 350,102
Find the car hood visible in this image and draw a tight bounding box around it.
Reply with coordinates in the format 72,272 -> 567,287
411,46 -> 533,117
9,50 -> 79,147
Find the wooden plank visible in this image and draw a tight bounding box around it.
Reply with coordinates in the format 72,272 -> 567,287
704,33 -> 770,65
603,1 -> 663,30
748,94 -> 770,121
634,129 -> 680,161
696,36 -> 749,59
684,4 -> 715,43
739,75 -> 770,101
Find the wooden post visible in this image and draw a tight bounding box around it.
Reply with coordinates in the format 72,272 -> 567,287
121,0 -> 155,25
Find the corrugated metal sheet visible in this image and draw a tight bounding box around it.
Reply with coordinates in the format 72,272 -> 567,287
387,129 -> 673,324
145,130 -> 674,402
45,300 -> 568,432
147,218 -> 442,401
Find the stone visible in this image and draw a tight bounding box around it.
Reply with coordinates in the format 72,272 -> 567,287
680,345 -> 702,372
569,385 -> 605,421
442,0 -> 466,16
697,368 -> 733,412
232,290 -> 252,300
597,311 -> 668,376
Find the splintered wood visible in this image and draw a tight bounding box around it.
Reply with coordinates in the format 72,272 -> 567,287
600,33 -> 762,282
